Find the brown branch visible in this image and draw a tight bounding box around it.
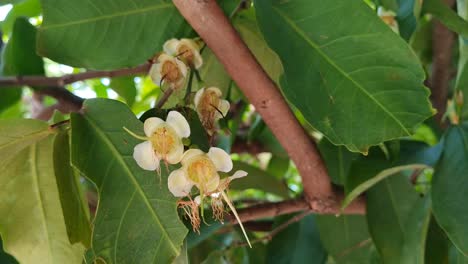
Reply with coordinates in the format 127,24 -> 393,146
172,0 -> 365,214
0,63 -> 151,87
37,86 -> 84,112
430,0 -> 456,127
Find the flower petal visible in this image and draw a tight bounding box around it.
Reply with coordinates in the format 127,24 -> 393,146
168,169 -> 193,197
163,38 -> 179,55
143,117 -> 164,137
192,52 -> 203,69
229,170 -> 248,180
194,195 -> 202,205
181,149 -> 204,165
216,99 -> 230,119
175,59 -> 188,78
149,63 -> 163,86
166,111 -> 190,138
133,141 -> 159,171
194,87 -> 205,108
165,141 -> 184,164
205,174 -> 220,193
207,147 -> 233,173
206,87 -> 222,97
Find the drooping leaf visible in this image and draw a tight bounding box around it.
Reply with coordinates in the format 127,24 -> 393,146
396,0 -> 418,40
366,173 -> 422,263
38,0 -> 187,69
0,131 -> 84,263
229,161 -> 290,198
432,124 -> 468,256
423,0 -> 468,37
266,214 -> 327,264
71,99 -> 187,263
0,17 -> 44,113
255,0 -> 433,153
316,215 -> 374,263
53,131 -> 91,247
110,76 -> 137,107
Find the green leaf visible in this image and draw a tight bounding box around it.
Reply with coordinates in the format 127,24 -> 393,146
0,238 -> 18,264
229,161 -> 290,198
2,17 -> 44,78
2,0 -> 41,35
53,131 -> 91,247
318,138 -> 357,185
0,131 -> 84,263
255,0 -> 433,153
432,124 -> 468,256
266,214 -> 327,264
450,243 -> 468,263
425,217 -> 450,264
172,240 -> 188,264
110,77 -> 137,107
0,118 -> 50,163
37,0 -> 187,69
71,99 -> 187,263
423,0 -> 468,37
366,173 -> 421,263
316,215 -> 374,263
1,17 -> 44,112
396,0 -> 418,41
400,195 -> 432,264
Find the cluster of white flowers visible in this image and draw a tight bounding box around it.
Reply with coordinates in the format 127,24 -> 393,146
127,39 -> 251,247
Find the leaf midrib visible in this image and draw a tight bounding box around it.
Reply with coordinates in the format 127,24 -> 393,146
0,129 -> 50,152
84,116 -> 179,256
30,143 -> 54,263
272,6 -> 411,135
41,3 -> 172,30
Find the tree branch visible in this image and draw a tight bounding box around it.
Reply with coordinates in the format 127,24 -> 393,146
430,0 -> 456,127
0,63 -> 151,87
172,0 -> 365,213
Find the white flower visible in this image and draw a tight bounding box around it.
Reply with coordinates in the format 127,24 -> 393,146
194,87 -> 230,135
168,147 -> 245,197
149,53 -> 188,89
131,111 -> 190,171
163,38 -> 203,69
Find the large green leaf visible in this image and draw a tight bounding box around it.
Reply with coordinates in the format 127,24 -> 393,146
0,17 -> 44,113
53,131 -> 91,247
266,214 -> 327,264
0,128 -> 84,263
255,0 -> 433,153
37,0 -> 187,69
432,124 -> 468,256
425,217 -> 450,264
229,161 -> 290,198
366,173 -> 423,263
316,215 -> 374,263
110,76 -> 137,107
71,99 -> 187,263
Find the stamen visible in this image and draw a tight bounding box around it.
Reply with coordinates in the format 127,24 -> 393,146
123,127 -> 148,141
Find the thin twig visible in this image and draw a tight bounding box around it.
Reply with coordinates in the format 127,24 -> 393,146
0,63 -> 151,87
233,211 -> 311,247
155,87 -> 174,109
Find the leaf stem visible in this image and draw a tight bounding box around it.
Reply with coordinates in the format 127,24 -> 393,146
155,87 -> 174,109
122,127 -> 148,141
221,191 -> 251,248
